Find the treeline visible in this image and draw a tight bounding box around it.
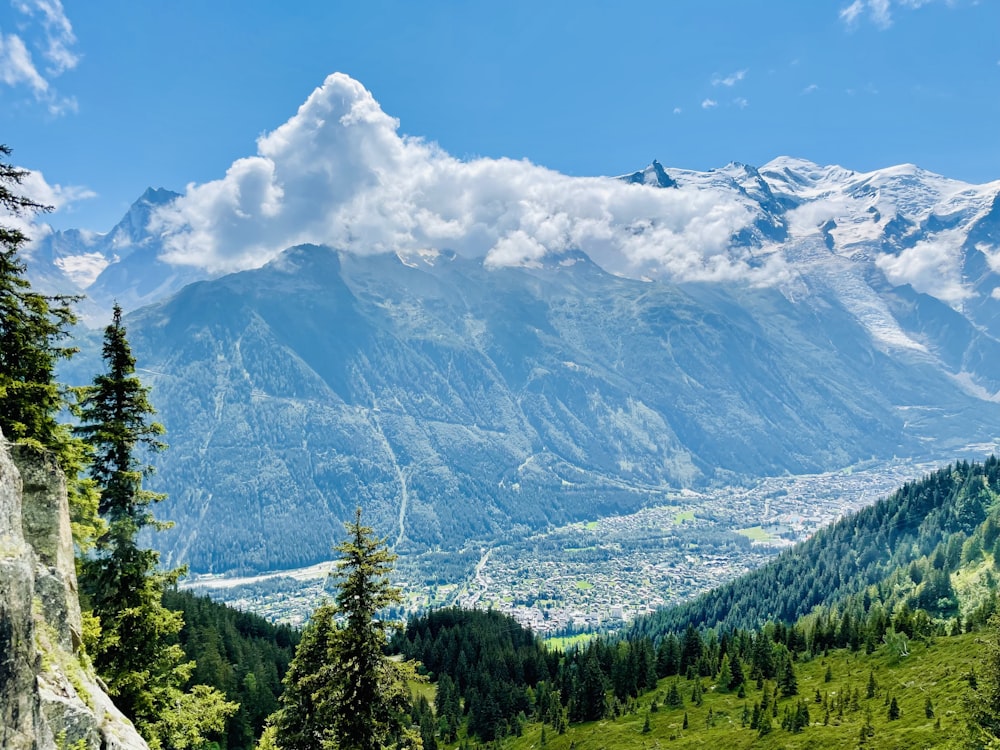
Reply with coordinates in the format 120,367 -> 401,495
393,608 -> 559,742
163,591 -> 299,749
630,457 -> 999,639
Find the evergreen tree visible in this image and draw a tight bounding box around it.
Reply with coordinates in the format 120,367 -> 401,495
0,145 -> 75,447
77,305 -> 236,747
888,696 -> 900,721
0,145 -> 97,546
75,304 -> 221,742
574,650 -> 607,722
270,509 -> 418,750
716,653 -> 733,692
332,508 -> 418,749
778,651 -> 798,697
665,679 -> 683,708
866,669 -> 878,699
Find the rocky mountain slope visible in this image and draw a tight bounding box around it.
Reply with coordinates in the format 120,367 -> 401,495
0,431 -> 148,750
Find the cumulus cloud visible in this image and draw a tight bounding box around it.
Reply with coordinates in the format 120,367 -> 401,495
0,163 -> 95,250
876,229 -> 972,305
1,0 -> 79,113
700,98 -> 717,109
152,73 -> 784,286
802,83 -> 819,95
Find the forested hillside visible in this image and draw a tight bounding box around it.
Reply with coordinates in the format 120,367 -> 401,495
630,457 -> 1000,638
380,458 -> 1000,749
163,591 -> 299,749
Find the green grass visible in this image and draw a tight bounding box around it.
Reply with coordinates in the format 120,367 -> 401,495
673,511 -> 696,525
503,632 -> 982,749
583,521 -> 600,531
408,678 -> 436,706
574,580 -> 594,591
545,632 -> 597,652
735,526 -> 775,542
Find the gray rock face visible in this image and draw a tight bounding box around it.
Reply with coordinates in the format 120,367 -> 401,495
0,431 -> 148,750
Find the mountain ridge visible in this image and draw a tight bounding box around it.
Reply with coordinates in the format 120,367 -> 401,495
39,156 -> 1000,574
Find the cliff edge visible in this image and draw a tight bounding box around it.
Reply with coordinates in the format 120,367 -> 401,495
0,430 -> 148,750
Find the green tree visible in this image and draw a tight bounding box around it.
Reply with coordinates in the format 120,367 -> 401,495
0,145 -> 74,447
75,304 -> 174,716
269,509 -> 419,750
75,305 -> 233,748
967,615 -> 1000,745
716,653 -> 733,692
888,696 -> 900,721
778,651 -> 798,697
0,144 -> 97,547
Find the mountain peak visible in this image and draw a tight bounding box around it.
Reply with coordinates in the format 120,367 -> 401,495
618,160 -> 677,189
136,186 -> 180,206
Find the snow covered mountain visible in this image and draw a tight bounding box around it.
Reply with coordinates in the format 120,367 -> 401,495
42,156 -> 1000,574
25,187 -> 213,324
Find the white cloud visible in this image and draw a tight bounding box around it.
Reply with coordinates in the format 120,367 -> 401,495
673,106 -> 682,114
802,83 -> 819,95
0,163 -> 95,249
152,74 -> 783,286
19,166 -> 95,211
876,230 -> 973,305
733,97 -> 749,108
840,0 -> 955,29
1,0 -> 79,113
711,69 -> 747,87
0,32 -> 46,92
840,0 -> 865,25
701,98 -> 717,109
870,0 -> 893,27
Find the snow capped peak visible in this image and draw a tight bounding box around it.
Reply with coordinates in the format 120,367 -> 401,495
618,160 -> 677,189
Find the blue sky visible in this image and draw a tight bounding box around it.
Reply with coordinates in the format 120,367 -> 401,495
1,0 -> 998,232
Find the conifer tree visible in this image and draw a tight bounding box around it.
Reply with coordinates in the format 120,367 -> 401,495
716,653 -> 733,692
0,145 -> 75,447
75,303 -> 173,709
269,509 -> 419,750
888,696 -> 900,721
0,144 -> 97,546
76,304 -> 235,745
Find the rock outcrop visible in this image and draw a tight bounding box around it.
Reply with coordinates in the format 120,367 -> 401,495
0,431 -> 148,750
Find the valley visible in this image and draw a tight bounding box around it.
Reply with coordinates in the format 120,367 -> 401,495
185,455 -> 944,628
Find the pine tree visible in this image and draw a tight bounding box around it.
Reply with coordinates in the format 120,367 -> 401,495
0,145 -> 75,447
269,509 -> 419,750
75,305 -> 172,715
0,145 -> 97,546
778,652 -> 798,697
331,508 -> 418,749
76,304 -> 235,745
888,696 -> 900,721
716,653 -> 733,692
665,679 -> 683,708
866,669 -> 878,699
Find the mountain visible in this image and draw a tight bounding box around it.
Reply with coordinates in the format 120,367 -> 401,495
26,187 -> 213,323
46,157 -> 1000,575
